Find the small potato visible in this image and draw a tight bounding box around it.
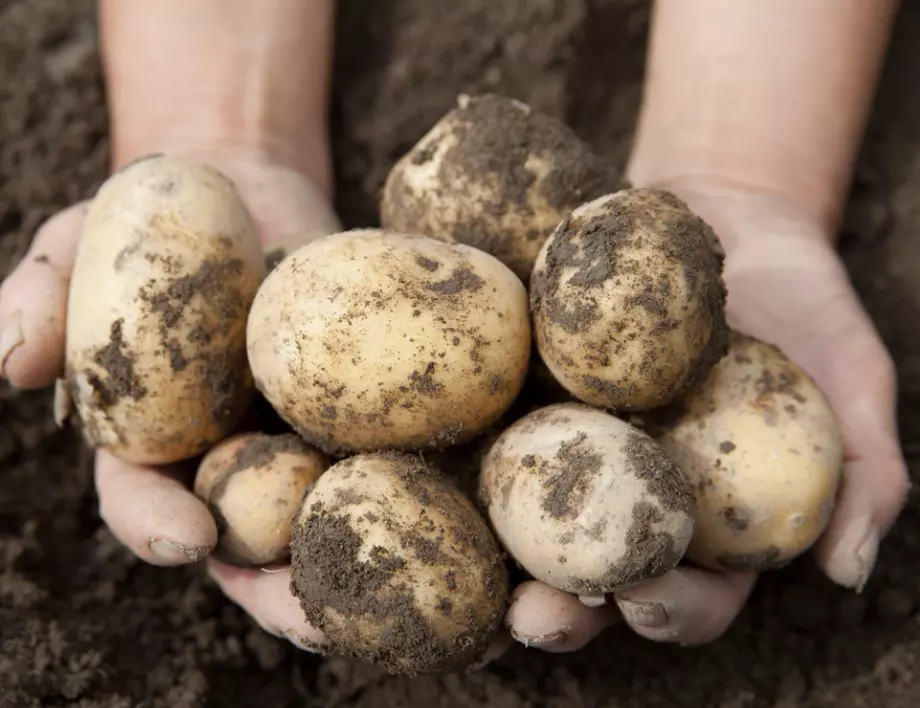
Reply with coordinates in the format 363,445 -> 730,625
650,331 -> 844,572
194,432 -> 328,567
380,93 -> 624,283
247,228 -> 531,455
480,402 -> 695,596
530,188 -> 729,412
290,452 -> 509,675
60,154 -> 265,464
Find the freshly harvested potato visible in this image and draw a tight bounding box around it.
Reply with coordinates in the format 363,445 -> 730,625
247,228 -> 531,455
650,331 -> 844,572
58,154 -> 265,464
480,402 -> 695,597
380,93 -> 624,283
530,188 -> 729,412
194,432 -> 328,567
290,452 -> 509,675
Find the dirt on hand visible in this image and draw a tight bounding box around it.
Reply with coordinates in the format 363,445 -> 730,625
4,0 -> 920,706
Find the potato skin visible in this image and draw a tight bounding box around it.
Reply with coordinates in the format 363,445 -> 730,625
194,432 -> 328,567
380,93 -> 624,283
290,452 -> 509,675
650,331 -> 844,572
247,228 -> 531,455
530,188 -> 729,412
480,402 -> 695,594
63,154 -> 265,464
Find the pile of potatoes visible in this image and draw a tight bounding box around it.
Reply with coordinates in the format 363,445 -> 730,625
55,94 -> 844,676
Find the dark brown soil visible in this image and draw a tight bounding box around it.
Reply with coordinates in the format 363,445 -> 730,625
4,0 -> 920,705
219,433 -> 316,479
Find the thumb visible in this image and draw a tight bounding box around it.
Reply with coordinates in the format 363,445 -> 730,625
0,201 -> 89,389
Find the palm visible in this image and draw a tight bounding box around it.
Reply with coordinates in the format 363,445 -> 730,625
724,235 -> 873,388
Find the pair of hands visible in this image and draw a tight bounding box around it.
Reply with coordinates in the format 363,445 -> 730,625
0,152 -> 907,658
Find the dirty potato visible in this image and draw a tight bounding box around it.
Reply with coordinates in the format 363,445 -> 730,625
193,432 -> 328,567
480,402 -> 695,598
530,188 -> 729,412
247,229 -> 531,455
650,331 -> 844,573
290,452 -> 509,675
380,93 -> 624,283
59,154 -> 265,464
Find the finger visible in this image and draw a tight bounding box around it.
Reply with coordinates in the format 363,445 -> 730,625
614,566 -> 756,646
0,202 -> 88,389
811,340 -> 909,590
505,580 -> 621,653
95,449 -> 217,566
206,559 -> 325,652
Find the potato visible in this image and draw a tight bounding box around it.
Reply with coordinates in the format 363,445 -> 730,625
247,228 -> 531,455
649,331 -> 844,572
380,93 -> 624,283
58,154 -> 265,464
480,402 -> 695,597
290,452 -> 509,675
530,188 -> 729,412
193,432 -> 328,567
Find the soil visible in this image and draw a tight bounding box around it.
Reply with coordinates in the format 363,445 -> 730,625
4,0 -> 920,706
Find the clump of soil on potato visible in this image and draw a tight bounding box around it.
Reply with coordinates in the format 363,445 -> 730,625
540,432 -> 603,520
220,433 -> 315,477
381,93 -> 625,282
442,93 -> 624,225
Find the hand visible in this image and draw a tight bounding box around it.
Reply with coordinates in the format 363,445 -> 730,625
0,151 -> 341,649
503,186 -> 909,650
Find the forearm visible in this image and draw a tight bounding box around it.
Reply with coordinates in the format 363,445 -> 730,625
99,0 -> 335,195
627,0 -> 898,240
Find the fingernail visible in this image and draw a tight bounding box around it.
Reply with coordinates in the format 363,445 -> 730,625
854,527 -> 880,593
149,538 -> 212,564
510,630 -> 566,649
0,312 -> 24,379
823,522 -> 879,592
578,593 -> 607,607
618,599 -> 669,628
285,633 -> 325,654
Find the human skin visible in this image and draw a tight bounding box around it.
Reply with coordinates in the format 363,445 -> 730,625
0,0 -> 908,655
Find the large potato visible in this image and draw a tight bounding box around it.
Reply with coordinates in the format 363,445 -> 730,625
290,452 -> 509,675
59,154 -> 265,464
530,188 -> 729,412
480,402 -> 695,597
380,93 -> 624,283
650,331 -> 844,572
194,432 -> 328,567
247,229 -> 531,455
